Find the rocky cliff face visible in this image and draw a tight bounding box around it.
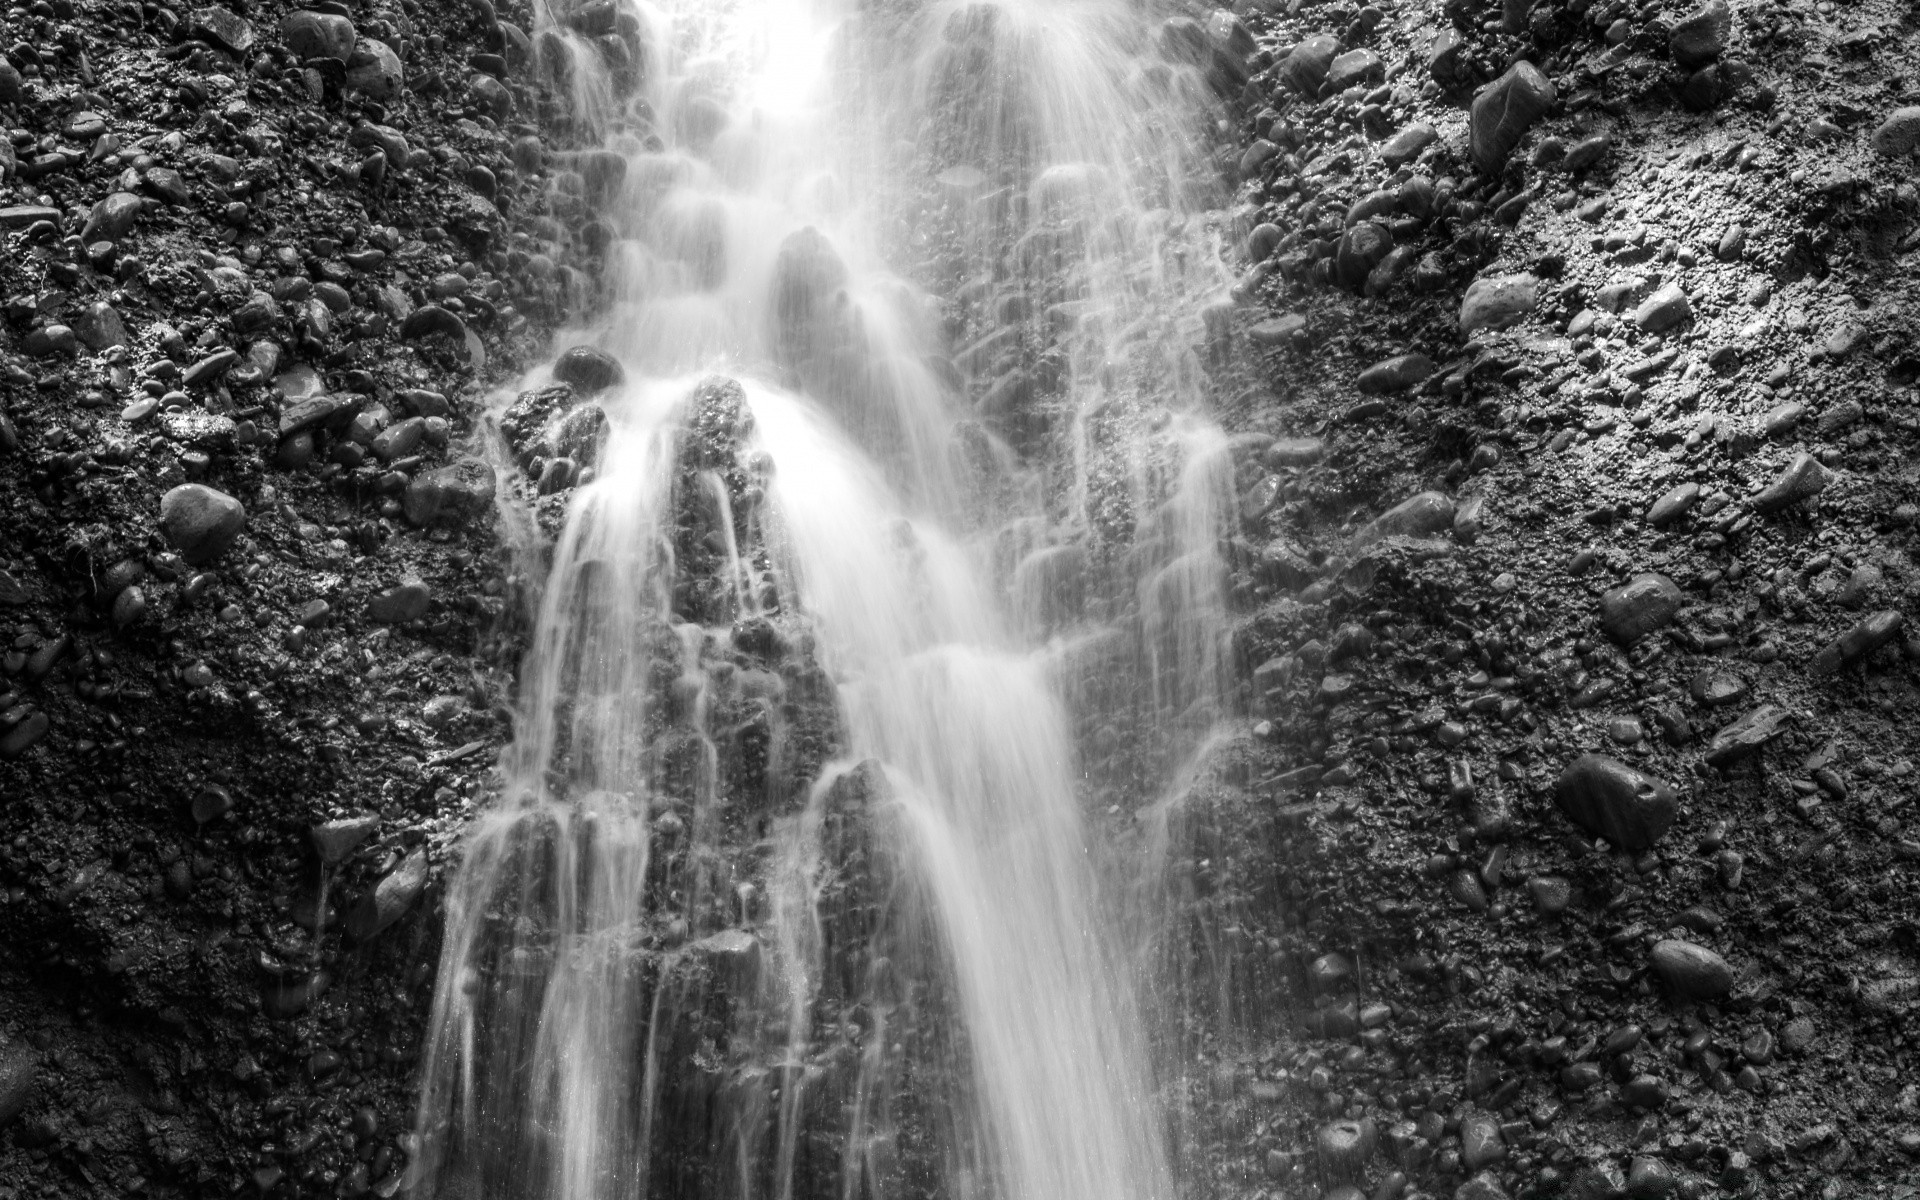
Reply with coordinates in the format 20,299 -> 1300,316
1,0 -> 1919,1198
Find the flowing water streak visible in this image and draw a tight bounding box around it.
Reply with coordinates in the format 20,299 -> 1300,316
415,0 -> 1246,1197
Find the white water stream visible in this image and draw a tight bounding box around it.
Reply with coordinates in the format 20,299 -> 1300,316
413,1 -> 1243,1197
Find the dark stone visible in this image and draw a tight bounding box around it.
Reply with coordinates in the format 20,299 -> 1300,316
1752,452 -> 1828,513
553,344 -> 625,395
1599,573 -> 1683,644
1555,755 -> 1677,851
346,851 -> 428,940
1669,0 -> 1732,67
0,1041 -> 38,1126
1809,610 -> 1903,675
279,10 -> 357,62
1469,61 -> 1555,174
1281,34 -> 1339,95
160,484 -> 246,565
1704,704 -> 1790,767
1650,939 -> 1734,999
190,6 -> 255,55
1356,353 -> 1435,393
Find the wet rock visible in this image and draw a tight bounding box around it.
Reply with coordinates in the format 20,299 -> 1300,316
0,205 -> 61,229
160,484 -> 246,565
312,815 -> 379,865
1600,573 -> 1682,644
1647,482 -> 1700,526
399,305 -> 467,341
0,712 -> 48,760
1669,0 -> 1732,66
1356,353 -> 1434,394
72,301 -> 130,351
1634,283 -> 1692,333
1265,437 -> 1325,467
1556,755 -> 1677,851
1281,34 -> 1338,95
0,62 -> 19,106
1704,704 -> 1789,767
367,580 -> 431,623
1455,1174 -> 1510,1200
1809,610 -> 1903,675
183,349 -> 239,388
81,192 -> 144,242
347,38 -> 406,101
1315,1117 -> 1377,1176
262,971 -> 330,1019
1650,939 -> 1734,999
1469,61 -> 1555,174
1528,874 -> 1571,914
554,345 -> 625,395
1459,273 -> 1539,334
1381,122 -> 1437,167
1752,452 -> 1828,514
190,6 -> 254,55
1325,49 -> 1381,93
346,850 -> 428,940
1356,491 -> 1454,544
1688,669 -> 1748,708
1249,313 -> 1307,347
280,10 -> 356,62
0,1041 -> 36,1126
405,459 -> 496,527
1460,1111 -> 1505,1169
1871,108 -> 1920,158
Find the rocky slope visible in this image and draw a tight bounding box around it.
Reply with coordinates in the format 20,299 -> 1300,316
1176,0 -> 1920,1197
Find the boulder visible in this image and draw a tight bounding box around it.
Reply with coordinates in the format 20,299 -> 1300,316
553,344 -> 625,394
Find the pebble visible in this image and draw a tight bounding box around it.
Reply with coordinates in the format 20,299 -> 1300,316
1459,273 -> 1539,334
1528,874 -> 1571,914
1356,353 -> 1434,393
1355,491 -> 1455,544
1468,61 -> 1555,174
367,580 -> 431,623
159,484 -> 246,565
1649,939 -> 1734,1000
1381,122 -> 1437,167
1646,483 -> 1699,527
1626,1155 -> 1678,1197
1555,755 -> 1678,851
1599,572 -> 1683,644
81,192 -> 145,242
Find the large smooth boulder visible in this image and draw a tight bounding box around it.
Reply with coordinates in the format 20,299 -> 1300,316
159,484 -> 246,565
1555,754 -> 1677,851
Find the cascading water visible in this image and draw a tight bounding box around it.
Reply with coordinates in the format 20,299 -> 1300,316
412,1 -> 1250,1198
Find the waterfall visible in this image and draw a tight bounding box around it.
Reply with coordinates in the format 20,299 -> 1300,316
412,1 -> 1244,1198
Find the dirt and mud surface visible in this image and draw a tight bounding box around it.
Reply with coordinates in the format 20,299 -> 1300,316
0,0 -> 1916,1197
